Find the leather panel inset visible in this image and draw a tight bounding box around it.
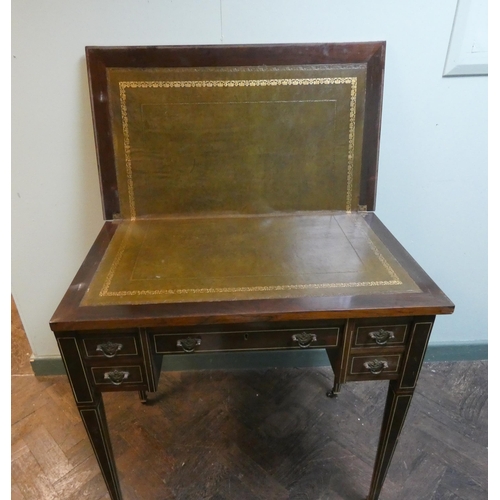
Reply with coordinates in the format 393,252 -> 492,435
81,213 -> 421,306
106,65 -> 367,218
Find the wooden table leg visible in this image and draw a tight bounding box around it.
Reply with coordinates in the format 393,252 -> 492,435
367,317 -> 435,500
325,321 -> 353,397
325,347 -> 342,397
79,394 -> 123,500
139,390 -> 148,404
56,336 -> 123,500
367,382 -> 413,500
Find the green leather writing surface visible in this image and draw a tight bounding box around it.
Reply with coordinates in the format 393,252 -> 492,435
107,65 -> 367,218
81,214 -> 421,306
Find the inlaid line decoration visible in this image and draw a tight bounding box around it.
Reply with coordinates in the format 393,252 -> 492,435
57,338 -> 94,404
119,77 -> 358,219
80,408 -> 120,497
370,392 -> 412,494
98,220 -> 403,299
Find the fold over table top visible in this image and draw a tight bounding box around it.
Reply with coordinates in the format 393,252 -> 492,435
50,212 -> 454,330
50,44 -> 454,331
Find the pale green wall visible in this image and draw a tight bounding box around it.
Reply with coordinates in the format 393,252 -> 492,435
12,0 -> 487,360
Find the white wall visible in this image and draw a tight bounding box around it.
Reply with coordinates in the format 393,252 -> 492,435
12,0 -> 487,359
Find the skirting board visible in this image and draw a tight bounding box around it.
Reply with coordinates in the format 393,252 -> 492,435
30,341 -> 487,377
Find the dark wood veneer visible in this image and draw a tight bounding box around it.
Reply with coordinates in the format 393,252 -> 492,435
86,42 -> 386,220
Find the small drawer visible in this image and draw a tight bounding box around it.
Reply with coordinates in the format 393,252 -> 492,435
353,323 -> 409,348
82,335 -> 139,359
348,354 -> 402,378
152,326 -> 340,354
90,365 -> 144,386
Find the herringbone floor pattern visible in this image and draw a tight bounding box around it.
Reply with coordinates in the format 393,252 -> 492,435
11,300 -> 487,499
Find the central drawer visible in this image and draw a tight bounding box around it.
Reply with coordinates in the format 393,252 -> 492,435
152,326 -> 340,354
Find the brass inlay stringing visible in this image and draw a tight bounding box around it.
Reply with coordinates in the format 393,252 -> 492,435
119,77 -> 358,219
98,220 -> 402,299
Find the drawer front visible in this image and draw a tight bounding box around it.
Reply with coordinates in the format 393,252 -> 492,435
347,354 -> 402,378
153,327 -> 340,354
82,334 -> 140,359
90,365 -> 144,387
353,323 -> 409,348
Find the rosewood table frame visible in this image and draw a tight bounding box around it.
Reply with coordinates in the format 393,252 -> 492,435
49,43 -> 454,500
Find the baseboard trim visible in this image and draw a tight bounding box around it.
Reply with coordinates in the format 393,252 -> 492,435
423,341 -> 488,362
30,355 -> 68,376
29,342 -> 487,377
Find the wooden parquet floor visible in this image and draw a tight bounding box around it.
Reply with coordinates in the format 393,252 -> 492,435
11,299 -> 488,499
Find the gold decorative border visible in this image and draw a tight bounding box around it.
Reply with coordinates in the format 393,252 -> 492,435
98,219 -> 403,299
119,77 -> 357,218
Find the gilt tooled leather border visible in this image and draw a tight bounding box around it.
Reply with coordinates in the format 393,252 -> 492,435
96,217 -> 403,300
119,77 -> 358,219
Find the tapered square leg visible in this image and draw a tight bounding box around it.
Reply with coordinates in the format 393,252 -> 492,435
367,382 -> 413,500
56,336 -> 123,500
325,347 -> 343,397
139,390 -> 148,403
79,394 -> 123,500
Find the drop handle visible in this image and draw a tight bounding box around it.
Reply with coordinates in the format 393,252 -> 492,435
363,359 -> 389,375
368,329 -> 395,345
103,370 -> 129,386
96,341 -> 123,358
176,337 -> 202,353
292,332 -> 317,348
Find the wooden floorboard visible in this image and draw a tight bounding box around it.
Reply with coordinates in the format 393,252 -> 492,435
11,299 -> 487,499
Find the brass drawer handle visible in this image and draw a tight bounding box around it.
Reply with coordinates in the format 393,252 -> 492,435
103,369 -> 130,386
176,337 -> 201,353
292,332 -> 317,348
368,329 -> 395,345
96,341 -> 123,358
363,359 -> 389,375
